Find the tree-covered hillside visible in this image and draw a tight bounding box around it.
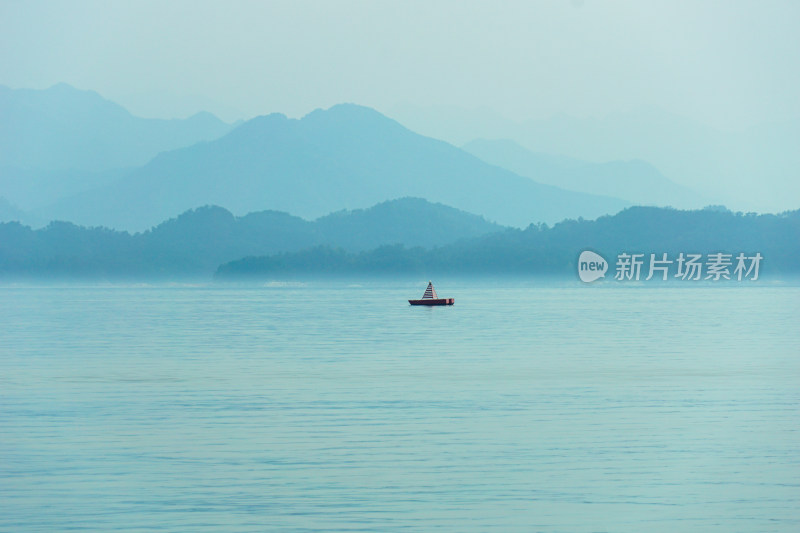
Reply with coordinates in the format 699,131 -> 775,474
216,207 -> 800,279
0,198 -> 502,279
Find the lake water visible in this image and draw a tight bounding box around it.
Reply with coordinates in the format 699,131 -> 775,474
1,281 -> 799,532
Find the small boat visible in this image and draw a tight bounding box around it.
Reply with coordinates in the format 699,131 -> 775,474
409,281 -> 454,306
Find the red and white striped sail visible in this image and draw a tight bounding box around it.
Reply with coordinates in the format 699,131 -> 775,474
422,281 -> 438,299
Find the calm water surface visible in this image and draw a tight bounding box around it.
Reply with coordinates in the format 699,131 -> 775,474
1,281 -> 799,531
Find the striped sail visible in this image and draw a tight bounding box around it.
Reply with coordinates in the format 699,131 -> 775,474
422,282 -> 438,299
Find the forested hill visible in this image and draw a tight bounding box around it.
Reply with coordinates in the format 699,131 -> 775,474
2,203 -> 797,281
216,206 -> 800,279
0,198 -> 502,279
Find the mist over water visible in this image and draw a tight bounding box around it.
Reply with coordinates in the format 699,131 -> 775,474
2,282 -> 798,531
2,2 -> 799,530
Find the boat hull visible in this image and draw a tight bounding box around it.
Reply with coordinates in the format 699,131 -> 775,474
408,298 -> 454,306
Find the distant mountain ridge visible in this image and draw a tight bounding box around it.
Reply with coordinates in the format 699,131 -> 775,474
390,104 -> 800,213
40,103 -> 629,230
463,139 -> 707,208
0,83 -> 231,172
0,198 -> 505,278
0,83 -> 232,211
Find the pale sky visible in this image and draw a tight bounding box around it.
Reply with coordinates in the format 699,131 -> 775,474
1,0 -> 799,128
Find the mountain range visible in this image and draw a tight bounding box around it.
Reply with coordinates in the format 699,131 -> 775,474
391,104 -> 799,213
0,83 -> 233,211
0,198 -> 504,278
0,83 -> 232,174
5,199 -> 796,281
218,206 -> 800,279
0,84 -> 695,232
4,83 -> 769,235
463,139 -> 706,208
35,101 -> 629,230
